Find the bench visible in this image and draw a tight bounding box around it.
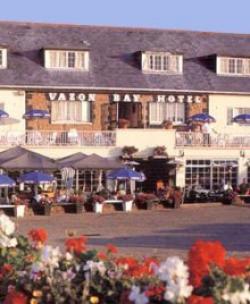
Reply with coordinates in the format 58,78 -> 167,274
104,199 -> 124,205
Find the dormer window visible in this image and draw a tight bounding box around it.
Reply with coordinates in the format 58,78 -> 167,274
0,49 -> 7,69
44,49 -> 89,71
142,51 -> 183,74
217,56 -> 250,76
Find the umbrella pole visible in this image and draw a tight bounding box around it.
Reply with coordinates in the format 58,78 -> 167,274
4,187 -> 9,204
115,179 -> 118,192
91,170 -> 93,193
76,170 -> 79,193
34,184 -> 38,195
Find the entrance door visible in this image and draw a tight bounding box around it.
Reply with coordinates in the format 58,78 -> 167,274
118,102 -> 142,128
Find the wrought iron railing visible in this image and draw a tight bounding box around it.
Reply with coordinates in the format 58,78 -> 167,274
0,130 -> 116,147
176,132 -> 250,147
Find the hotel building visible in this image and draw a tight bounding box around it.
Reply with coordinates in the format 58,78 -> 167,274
0,21 -> 250,193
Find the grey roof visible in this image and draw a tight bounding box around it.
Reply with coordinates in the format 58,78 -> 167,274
0,21 -> 250,93
0,146 -> 57,169
68,153 -> 123,169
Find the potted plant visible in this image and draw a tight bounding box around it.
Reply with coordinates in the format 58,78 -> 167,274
68,195 -> 85,213
121,146 -> 138,160
135,193 -> 159,210
92,195 -> 105,213
162,120 -> 173,129
14,197 -> 27,218
118,194 -> 134,212
118,118 -> 130,128
152,146 -> 168,158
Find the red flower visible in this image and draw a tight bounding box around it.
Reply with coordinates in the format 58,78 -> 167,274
29,228 -> 48,244
4,291 -> 28,304
97,251 -> 107,260
145,283 -> 165,300
188,295 -> 214,304
106,243 -> 118,254
188,240 -> 226,288
116,256 -> 158,278
224,257 -> 250,276
65,236 -> 87,254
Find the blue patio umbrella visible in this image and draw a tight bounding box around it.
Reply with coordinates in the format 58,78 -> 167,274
0,175 -> 15,187
107,168 -> 146,181
19,171 -> 54,184
232,114 -> 250,124
0,110 -> 9,118
23,109 -> 50,119
188,113 -> 216,123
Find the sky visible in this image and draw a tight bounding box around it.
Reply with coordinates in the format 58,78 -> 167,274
0,0 -> 250,34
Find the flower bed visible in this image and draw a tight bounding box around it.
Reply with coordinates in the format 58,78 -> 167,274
135,193 -> 159,210
0,214 -> 250,303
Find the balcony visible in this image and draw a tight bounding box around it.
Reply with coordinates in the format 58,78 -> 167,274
176,132 -> 250,148
0,130 -> 116,147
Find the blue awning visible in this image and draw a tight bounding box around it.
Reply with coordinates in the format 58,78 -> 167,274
0,175 -> 15,187
107,168 -> 146,181
188,113 -> 216,123
19,171 -> 54,184
23,109 -> 50,119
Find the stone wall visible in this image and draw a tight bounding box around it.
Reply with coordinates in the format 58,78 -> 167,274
26,91 -> 208,131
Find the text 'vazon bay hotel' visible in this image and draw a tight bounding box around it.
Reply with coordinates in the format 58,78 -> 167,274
0,20 -> 250,193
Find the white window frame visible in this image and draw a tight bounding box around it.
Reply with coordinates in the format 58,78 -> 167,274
217,56 -> 250,76
51,100 -> 92,124
44,50 -> 89,71
142,51 -> 183,74
149,102 -> 185,125
0,49 -> 7,69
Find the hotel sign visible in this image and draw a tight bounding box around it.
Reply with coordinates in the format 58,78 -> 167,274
47,92 -> 205,103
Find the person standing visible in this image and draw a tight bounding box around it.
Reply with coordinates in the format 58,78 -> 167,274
201,122 -> 212,145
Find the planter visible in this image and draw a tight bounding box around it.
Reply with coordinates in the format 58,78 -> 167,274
75,203 -> 84,213
93,202 -> 103,213
123,200 -> 133,212
136,200 -> 153,210
32,204 -> 51,215
14,205 -> 25,218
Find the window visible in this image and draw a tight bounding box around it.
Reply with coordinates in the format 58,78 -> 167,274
185,159 -> 238,191
44,50 -> 89,70
218,57 -> 250,76
149,102 -> 185,125
0,49 -> 7,69
51,100 -> 91,123
142,52 -> 182,74
227,107 -> 250,125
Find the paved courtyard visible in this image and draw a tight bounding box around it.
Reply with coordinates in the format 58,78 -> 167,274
16,204 -> 250,260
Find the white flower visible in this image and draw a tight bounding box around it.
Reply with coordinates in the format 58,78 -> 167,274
164,280 -> 193,302
222,283 -> 250,304
157,256 -> 193,302
129,286 -> 149,304
0,234 -> 17,247
84,260 -> 106,276
0,214 -> 15,236
157,256 -> 189,282
65,252 -> 73,261
40,245 -> 62,269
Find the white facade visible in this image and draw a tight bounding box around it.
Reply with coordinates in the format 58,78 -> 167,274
0,90 -> 25,132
